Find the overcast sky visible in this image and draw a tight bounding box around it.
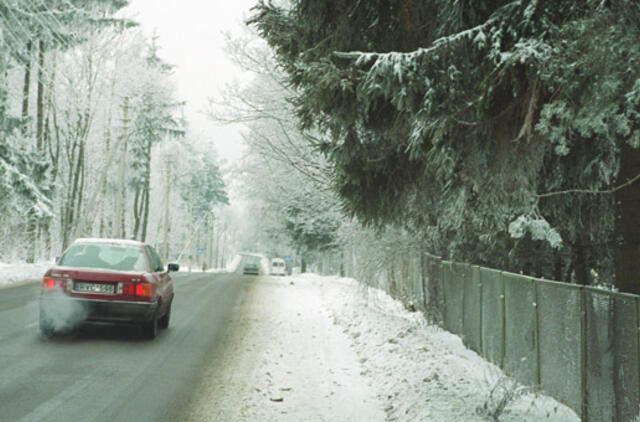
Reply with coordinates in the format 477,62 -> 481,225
120,0 -> 258,164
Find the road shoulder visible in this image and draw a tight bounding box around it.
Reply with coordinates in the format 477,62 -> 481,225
182,274 -> 385,422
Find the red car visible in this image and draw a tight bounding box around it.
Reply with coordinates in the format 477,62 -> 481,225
39,238 -> 179,339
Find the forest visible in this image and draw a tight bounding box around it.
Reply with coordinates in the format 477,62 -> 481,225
4,0 -> 640,295
0,1 -> 228,265
234,0 -> 640,293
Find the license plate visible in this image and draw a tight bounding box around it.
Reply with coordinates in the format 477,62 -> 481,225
74,282 -> 114,294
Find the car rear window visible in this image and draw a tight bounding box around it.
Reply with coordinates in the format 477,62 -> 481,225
59,243 -> 146,272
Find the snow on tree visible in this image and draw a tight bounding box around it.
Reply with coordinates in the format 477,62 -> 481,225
0,1 -> 226,265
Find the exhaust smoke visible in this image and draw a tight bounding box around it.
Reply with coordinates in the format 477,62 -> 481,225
40,289 -> 89,334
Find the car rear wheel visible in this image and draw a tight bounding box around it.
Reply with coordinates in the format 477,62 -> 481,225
142,316 -> 158,339
158,305 -> 171,329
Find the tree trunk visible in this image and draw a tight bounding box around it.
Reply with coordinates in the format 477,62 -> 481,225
22,40 -> 36,262
42,51 -> 58,257
162,159 -> 172,263
188,186 -> 193,272
208,213 -> 215,270
214,220 -> 220,268
140,185 -> 149,242
99,126 -> 110,238
553,249 -> 563,282
573,238 -> 589,286
75,140 -> 85,234
21,40 -> 32,134
140,140 -> 152,242
62,138 -> 84,250
613,142 -> 640,294
113,97 -> 129,238
36,39 -> 45,151
132,186 -> 141,240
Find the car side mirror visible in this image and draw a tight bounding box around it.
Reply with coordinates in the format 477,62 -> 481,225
168,263 -> 179,272
54,256 -> 60,264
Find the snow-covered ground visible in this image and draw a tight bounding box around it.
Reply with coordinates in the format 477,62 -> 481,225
0,261 -> 50,289
185,273 -> 579,422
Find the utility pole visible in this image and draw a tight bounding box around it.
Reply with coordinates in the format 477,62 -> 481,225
113,96 -> 129,239
162,158 -> 171,263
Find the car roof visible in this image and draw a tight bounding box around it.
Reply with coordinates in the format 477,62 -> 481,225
73,238 -> 145,248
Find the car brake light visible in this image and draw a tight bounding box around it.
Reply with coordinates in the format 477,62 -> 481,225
118,282 -> 152,298
135,283 -> 152,297
42,277 -> 71,292
122,283 -> 136,296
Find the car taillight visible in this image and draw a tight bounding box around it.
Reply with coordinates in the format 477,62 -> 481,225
135,283 -> 152,297
41,277 -> 71,292
117,282 -> 153,299
43,277 -> 55,290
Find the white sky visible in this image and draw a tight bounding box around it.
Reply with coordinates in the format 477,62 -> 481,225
120,0 -> 258,164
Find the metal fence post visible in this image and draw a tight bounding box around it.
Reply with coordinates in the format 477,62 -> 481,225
533,280 -> 540,387
441,261 -> 447,330
637,296 -> 640,422
478,266 -> 484,354
461,263 -> 466,340
581,287 -> 588,421
420,253 -> 427,313
500,271 -> 505,369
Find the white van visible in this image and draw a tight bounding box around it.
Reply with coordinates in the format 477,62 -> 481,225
270,258 -> 286,276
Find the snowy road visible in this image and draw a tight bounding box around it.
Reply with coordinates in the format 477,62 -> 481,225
0,272 -> 250,422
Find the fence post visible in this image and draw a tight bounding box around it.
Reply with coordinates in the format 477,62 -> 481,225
420,253 -> 427,313
533,281 -> 540,387
461,263 -> 466,340
581,287 -> 588,421
478,266 -> 483,354
441,261 -> 447,330
637,296 -> 640,422
499,271 -> 505,369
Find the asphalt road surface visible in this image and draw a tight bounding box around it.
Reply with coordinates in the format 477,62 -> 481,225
0,271 -> 255,422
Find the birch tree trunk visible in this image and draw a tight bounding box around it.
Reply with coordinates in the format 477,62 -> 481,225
113,97 -> 129,239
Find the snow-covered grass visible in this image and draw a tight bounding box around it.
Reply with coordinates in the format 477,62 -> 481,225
299,273 -> 580,422
0,261 -> 50,289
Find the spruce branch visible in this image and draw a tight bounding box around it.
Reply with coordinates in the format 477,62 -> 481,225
537,172 -> 640,199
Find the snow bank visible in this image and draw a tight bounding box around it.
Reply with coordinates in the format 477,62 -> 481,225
294,273 -> 579,422
0,261 -> 50,289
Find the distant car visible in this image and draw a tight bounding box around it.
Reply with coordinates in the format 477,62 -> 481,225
39,238 -> 179,339
270,258 -> 286,276
242,263 -> 260,275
